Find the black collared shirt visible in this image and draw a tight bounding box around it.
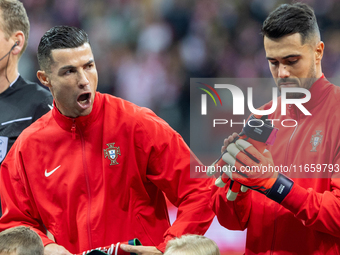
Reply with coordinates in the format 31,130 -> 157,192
0,75 -> 53,163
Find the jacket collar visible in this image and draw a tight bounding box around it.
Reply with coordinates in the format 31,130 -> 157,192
0,75 -> 23,97
52,92 -> 102,132
288,74 -> 332,117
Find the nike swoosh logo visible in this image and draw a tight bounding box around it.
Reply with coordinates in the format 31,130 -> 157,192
45,165 -> 61,177
48,104 -> 53,110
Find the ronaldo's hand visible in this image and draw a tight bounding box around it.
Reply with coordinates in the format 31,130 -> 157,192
120,244 -> 162,255
222,139 -> 294,203
44,243 -> 72,255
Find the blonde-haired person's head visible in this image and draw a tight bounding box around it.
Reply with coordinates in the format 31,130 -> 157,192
164,235 -> 220,255
0,226 -> 44,255
0,0 -> 30,58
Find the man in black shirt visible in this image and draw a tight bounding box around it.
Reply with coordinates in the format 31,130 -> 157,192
0,0 -> 52,164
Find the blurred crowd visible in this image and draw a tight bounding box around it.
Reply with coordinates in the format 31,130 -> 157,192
19,0 -> 340,143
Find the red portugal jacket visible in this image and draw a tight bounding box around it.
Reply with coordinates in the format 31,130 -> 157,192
211,76 -> 340,255
0,92 -> 214,253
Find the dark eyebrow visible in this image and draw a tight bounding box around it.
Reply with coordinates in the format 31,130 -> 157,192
58,65 -> 75,72
266,54 -> 301,61
282,54 -> 301,59
83,59 -> 94,66
58,59 -> 94,75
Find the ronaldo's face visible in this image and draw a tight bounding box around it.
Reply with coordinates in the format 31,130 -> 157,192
44,43 -> 98,118
264,33 -> 319,98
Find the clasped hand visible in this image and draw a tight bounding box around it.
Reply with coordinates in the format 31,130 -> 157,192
222,139 -> 277,195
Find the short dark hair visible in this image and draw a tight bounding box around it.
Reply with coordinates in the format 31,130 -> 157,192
0,0 -> 30,57
0,226 -> 44,255
37,25 -> 90,71
261,2 -> 320,44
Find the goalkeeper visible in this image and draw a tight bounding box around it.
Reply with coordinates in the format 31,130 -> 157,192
211,3 -> 340,255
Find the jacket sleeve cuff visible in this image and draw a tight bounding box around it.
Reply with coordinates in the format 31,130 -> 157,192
280,182 -> 309,214
156,235 -> 175,253
266,173 -> 294,203
156,242 -> 166,253
29,228 -> 55,247
42,237 -> 55,247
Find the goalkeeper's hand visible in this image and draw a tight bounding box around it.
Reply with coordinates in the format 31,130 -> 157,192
222,139 -> 294,203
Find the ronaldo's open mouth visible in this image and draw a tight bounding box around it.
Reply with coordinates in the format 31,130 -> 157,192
77,92 -> 92,109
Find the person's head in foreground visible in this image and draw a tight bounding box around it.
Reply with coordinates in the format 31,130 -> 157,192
164,235 -> 220,255
0,0 -> 29,59
0,226 -> 44,255
262,2 -> 324,98
37,25 -> 98,118
0,0 -> 30,88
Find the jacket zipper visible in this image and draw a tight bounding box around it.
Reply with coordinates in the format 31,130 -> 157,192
71,123 -> 76,139
73,122 -> 93,248
270,105 -> 300,254
283,106 -> 300,168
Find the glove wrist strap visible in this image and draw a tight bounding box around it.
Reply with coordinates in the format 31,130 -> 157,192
266,173 -> 294,203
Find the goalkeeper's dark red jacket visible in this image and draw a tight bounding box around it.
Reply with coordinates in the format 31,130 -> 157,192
0,92 -> 214,254
212,75 -> 340,255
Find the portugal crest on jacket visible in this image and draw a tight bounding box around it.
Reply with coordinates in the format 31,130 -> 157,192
104,143 -> 121,165
310,130 -> 322,152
